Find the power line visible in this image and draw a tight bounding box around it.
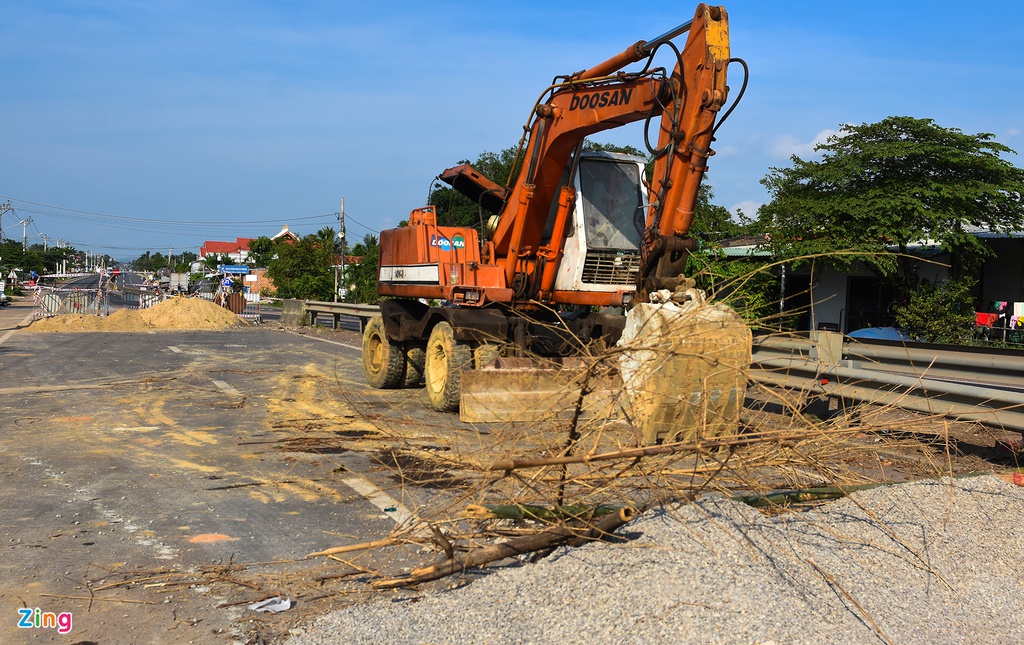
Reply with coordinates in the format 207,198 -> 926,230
0,193 -> 387,256
0,194 -> 339,228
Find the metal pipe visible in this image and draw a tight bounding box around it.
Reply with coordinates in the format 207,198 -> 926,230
640,19 -> 695,55
575,15 -> 697,81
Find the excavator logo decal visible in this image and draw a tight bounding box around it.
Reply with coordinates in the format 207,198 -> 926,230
568,88 -> 634,111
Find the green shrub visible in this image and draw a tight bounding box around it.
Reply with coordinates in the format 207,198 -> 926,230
892,277 -> 976,344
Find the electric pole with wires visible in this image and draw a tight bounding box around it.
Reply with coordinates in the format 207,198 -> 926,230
335,198 -> 347,302
0,201 -> 11,242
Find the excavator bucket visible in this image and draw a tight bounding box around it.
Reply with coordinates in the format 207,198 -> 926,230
459,358 -> 624,424
459,292 -> 752,446
617,291 -> 752,445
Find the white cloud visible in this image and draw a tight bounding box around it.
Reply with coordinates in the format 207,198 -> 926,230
768,128 -> 842,159
730,200 -> 762,218
1007,128 -> 1021,141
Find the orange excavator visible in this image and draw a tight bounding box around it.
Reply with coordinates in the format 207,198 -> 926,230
362,4 -> 748,420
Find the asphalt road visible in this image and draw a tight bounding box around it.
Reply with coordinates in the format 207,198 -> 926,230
0,299 -> 456,643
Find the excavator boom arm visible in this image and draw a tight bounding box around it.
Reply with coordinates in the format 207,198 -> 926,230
486,3 -> 731,302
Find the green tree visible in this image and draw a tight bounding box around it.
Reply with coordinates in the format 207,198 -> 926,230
131,251 -> 171,272
200,253 -> 233,272
345,234 -> 380,304
686,253 -> 778,328
265,228 -> 337,300
172,251 -> 197,273
691,184 -> 747,243
42,246 -> 77,273
892,276 -> 976,344
247,236 -> 275,268
756,116 -> 1024,295
0,239 -> 32,273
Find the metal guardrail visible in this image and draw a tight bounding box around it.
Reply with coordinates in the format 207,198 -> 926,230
303,300 -> 380,332
750,331 -> 1024,434
299,301 -> 1024,433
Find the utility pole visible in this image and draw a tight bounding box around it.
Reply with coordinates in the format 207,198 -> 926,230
336,198 -> 347,302
168,244 -> 173,270
0,201 -> 11,242
18,217 -> 32,251
40,233 -> 49,251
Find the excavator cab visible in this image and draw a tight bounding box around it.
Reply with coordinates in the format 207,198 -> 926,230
578,153 -> 645,251
553,151 -> 646,296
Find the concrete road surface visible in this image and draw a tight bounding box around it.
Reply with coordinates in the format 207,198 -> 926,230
0,298 -> 458,643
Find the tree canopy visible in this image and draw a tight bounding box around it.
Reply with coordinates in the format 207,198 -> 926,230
428,146 -> 524,230
756,116 -> 1024,291
265,227 -> 338,300
1,240 -> 81,275
246,236 -> 275,268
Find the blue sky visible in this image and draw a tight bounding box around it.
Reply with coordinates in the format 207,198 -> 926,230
2,1 -> 1022,261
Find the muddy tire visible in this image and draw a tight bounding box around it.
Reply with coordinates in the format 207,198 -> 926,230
403,344 -> 426,388
424,322 -> 472,412
362,315 -> 406,389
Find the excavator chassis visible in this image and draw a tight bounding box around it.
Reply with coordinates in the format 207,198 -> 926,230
364,300 -> 626,416
363,296 -> 751,444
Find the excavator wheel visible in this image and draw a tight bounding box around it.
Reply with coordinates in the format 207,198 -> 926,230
403,344 -> 426,388
424,321 -> 472,412
362,315 -> 407,389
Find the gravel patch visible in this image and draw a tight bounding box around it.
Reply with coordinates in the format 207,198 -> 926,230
291,475 -> 1024,644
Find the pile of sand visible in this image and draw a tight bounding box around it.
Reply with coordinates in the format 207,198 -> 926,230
27,297 -> 249,333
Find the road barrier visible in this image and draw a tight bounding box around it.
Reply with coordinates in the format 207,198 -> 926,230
33,287 -> 110,317
751,331 -> 1024,434
303,300 -> 380,333
121,287 -> 162,310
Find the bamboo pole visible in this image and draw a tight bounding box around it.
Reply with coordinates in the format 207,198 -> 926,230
306,536 -> 419,559
461,503 -> 625,521
735,470 -> 1024,508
